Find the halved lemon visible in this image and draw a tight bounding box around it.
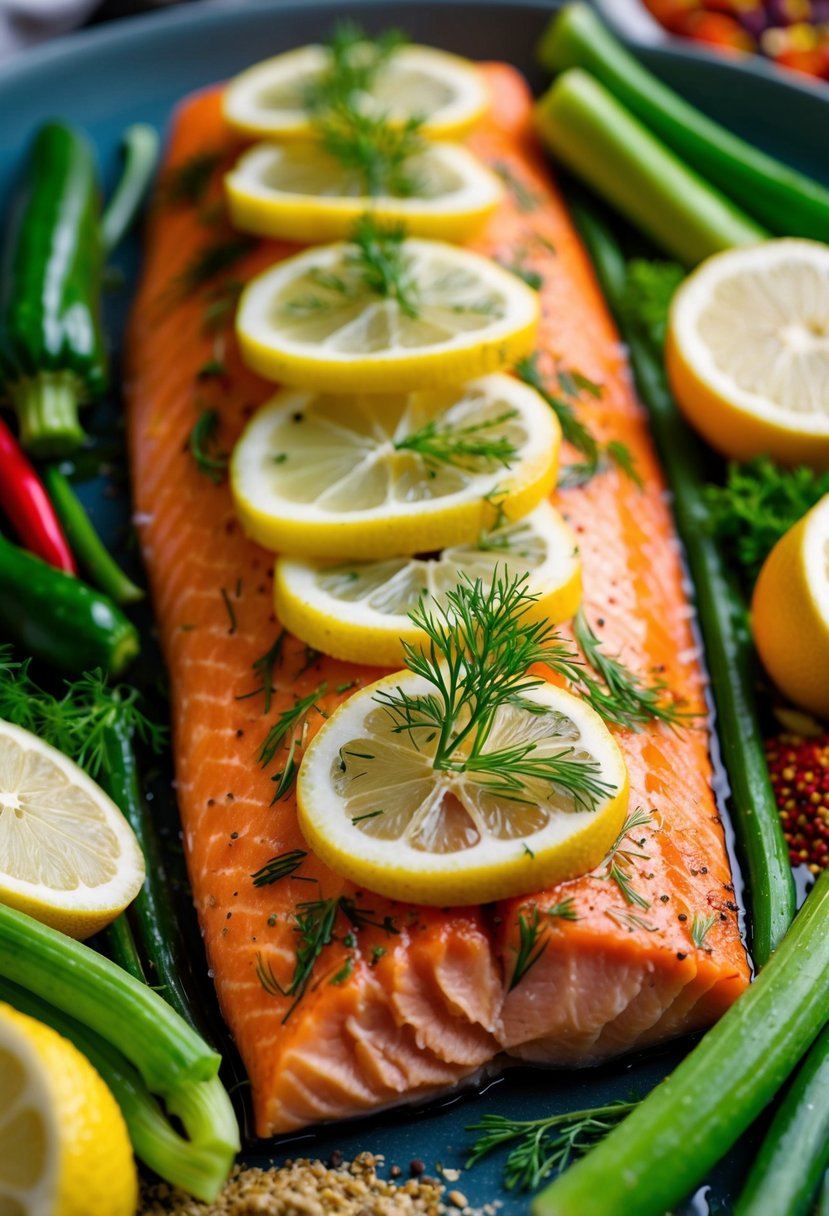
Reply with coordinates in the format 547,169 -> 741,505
275,502 -> 581,666
0,721 -> 145,940
297,677 -> 628,906
667,239 -> 829,469
0,1002 -> 137,1216
224,139 -> 503,243
230,375 -> 559,558
223,44 -> 489,142
752,495 -> 829,719
235,236 -> 539,392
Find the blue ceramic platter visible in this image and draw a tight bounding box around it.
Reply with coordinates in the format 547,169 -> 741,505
1,4 -> 826,1212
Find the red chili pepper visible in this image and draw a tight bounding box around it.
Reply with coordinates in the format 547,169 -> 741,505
0,417 -> 77,573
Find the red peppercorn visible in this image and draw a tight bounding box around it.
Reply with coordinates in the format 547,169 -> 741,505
766,734 -> 829,874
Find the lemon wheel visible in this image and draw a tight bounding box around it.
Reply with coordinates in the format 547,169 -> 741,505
235,235 -> 539,392
752,495 -> 829,719
223,43 -> 489,141
0,721 -> 145,940
231,375 -> 560,558
297,677 -> 628,906
0,1002 -> 137,1216
275,501 -> 581,666
224,139 -> 503,243
667,239 -> 829,469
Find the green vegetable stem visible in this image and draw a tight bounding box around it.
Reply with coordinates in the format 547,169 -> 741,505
570,194 -> 795,965
533,869 -> 829,1216
735,1024 -> 829,1216
101,123 -> 159,253
538,3 -> 829,243
534,69 -> 766,266
0,123 -> 107,456
0,532 -> 139,677
0,976 -> 238,1202
44,465 -> 144,605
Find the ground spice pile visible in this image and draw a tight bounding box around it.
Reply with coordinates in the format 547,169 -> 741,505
139,1153 -> 499,1216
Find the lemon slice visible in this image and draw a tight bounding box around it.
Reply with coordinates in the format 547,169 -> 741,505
667,239 -> 829,468
231,374 -> 560,558
0,722 -> 145,941
297,677 -> 628,906
235,234 -> 539,392
752,495 -> 829,719
275,502 -> 581,666
0,1002 -> 137,1216
224,139 -> 503,244
223,44 -> 489,142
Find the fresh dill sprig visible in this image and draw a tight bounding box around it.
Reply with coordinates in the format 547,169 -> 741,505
251,849 -> 311,888
319,106 -> 424,198
347,216 -> 420,316
516,354 -> 599,463
162,150 -> 223,207
259,684 -> 327,802
509,906 -> 548,991
691,912 -> 717,949
219,587 -> 237,635
0,650 -> 166,780
594,806 -> 654,909
607,907 -> 658,933
466,1101 -> 638,1192
496,253 -> 544,292
394,409 -> 519,471
174,234 -> 258,294
189,408 -> 228,485
256,891 -> 398,1021
490,161 -> 540,213
605,439 -> 644,490
373,573 -> 616,812
236,632 -> 286,715
572,610 -> 692,731
305,22 -> 406,115
546,897 -> 579,922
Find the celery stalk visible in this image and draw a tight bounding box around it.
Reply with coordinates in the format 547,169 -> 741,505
0,903 -> 220,1096
538,3 -> 829,242
0,977 -> 237,1202
534,69 -> 766,266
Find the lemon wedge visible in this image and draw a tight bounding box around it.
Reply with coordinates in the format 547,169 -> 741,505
0,721 -> 145,940
0,1002 -> 137,1216
235,231 -> 539,392
275,501 -> 581,666
223,43 -> 489,142
231,375 -> 559,558
667,239 -> 829,468
224,139 -> 503,243
297,677 -> 628,906
752,495 -> 829,719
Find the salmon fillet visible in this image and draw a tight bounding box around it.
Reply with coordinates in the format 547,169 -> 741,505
126,63 -> 749,1138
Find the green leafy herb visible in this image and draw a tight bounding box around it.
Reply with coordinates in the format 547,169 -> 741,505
491,161 -> 541,212
348,216 -> 420,316
319,107 -> 424,198
189,408 -> 228,485
373,573 -> 616,812
605,439 -> 643,489
236,632 -> 286,715
571,610 -> 692,731
466,1101 -> 638,1192
162,150 -> 223,207
174,234 -> 258,295
250,850 -> 311,888
259,684 -> 327,802
497,254 -> 544,291
202,279 -> 245,333
394,409 -> 519,471
546,897 -> 579,922
305,22 -> 406,115
594,807 -> 654,909
607,907 -> 658,933
705,457 -> 829,587
620,258 -> 685,357
516,353 -> 599,463
219,587 -> 237,635
509,906 -> 548,990
691,912 -> 717,949
0,650 -> 165,779
330,956 -> 354,985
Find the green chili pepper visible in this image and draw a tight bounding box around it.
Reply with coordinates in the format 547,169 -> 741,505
0,122 -> 107,456
0,532 -> 139,677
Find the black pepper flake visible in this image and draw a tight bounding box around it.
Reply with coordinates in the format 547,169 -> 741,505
678,913 -> 687,922
226,912 -> 232,919
700,866 -> 708,874
207,798 -> 215,807
230,831 -> 239,840
410,1160 -> 425,1177
659,895 -> 670,903
330,1151 -> 344,1168
226,792 -> 234,801
236,728 -> 244,737
677,952 -> 687,961
267,913 -> 277,926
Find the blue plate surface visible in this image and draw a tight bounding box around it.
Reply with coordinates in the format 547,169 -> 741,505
1,5 -> 825,1213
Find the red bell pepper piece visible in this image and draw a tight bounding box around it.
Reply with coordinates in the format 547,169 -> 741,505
0,417 -> 77,573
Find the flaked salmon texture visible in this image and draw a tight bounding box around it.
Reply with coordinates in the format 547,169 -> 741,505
126,63 -> 750,1137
